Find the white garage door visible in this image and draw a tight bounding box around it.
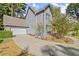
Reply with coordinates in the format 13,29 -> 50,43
11,27 -> 27,35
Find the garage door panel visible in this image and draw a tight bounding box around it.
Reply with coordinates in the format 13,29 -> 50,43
11,27 -> 26,35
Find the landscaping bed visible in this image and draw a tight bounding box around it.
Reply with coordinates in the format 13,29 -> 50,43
0,39 -> 22,56
42,35 -> 73,44
0,38 -> 34,56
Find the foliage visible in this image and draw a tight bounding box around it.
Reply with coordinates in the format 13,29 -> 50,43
51,6 -> 61,17
0,30 -> 12,38
45,35 -> 73,44
66,3 -> 79,19
69,21 -> 79,36
0,40 -> 3,43
0,3 -> 27,30
0,3 -> 27,19
0,21 -> 4,30
51,16 -> 72,36
50,6 -> 73,36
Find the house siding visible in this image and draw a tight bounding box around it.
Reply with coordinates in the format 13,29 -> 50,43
36,12 -> 44,35
44,7 -> 52,35
26,9 -> 36,35
36,7 -> 52,36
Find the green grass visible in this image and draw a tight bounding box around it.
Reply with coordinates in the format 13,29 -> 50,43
0,30 -> 12,43
0,30 -> 12,38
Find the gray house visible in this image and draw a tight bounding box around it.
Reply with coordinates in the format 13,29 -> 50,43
3,4 -> 53,36
26,4 -> 53,36
3,15 -> 28,35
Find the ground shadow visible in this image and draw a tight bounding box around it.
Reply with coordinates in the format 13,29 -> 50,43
41,44 -> 79,56
56,44 -> 79,56
41,45 -> 57,56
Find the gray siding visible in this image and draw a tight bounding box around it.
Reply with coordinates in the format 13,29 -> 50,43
36,13 -> 44,26
36,12 -> 44,35
36,7 -> 52,35
26,6 -> 52,36
26,9 -> 36,35
44,7 -> 52,35
44,7 -> 52,24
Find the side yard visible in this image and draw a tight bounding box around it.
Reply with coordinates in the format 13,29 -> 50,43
0,30 -> 22,56
0,30 -> 34,56
0,38 -> 22,56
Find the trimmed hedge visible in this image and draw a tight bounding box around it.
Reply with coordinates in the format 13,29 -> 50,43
0,30 -> 12,38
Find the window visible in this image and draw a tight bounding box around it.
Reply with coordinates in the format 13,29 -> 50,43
46,13 -> 51,32
46,13 -> 51,25
46,13 -> 50,20
46,25 -> 51,33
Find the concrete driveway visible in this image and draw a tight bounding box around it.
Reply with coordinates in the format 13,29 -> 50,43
12,34 -> 79,56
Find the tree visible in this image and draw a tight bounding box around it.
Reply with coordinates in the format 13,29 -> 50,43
0,3 -> 26,19
51,15 -> 72,36
10,3 -> 26,18
0,3 -> 27,30
66,3 -> 79,19
70,21 -> 79,36
51,6 -> 61,18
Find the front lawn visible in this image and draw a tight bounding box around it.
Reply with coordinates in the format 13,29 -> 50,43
0,30 -> 12,44
0,30 -> 22,56
0,30 -> 12,38
0,38 -> 22,56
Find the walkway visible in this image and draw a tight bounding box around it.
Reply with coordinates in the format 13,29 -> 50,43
12,34 -> 79,56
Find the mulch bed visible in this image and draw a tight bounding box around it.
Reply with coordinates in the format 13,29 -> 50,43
0,40 -> 22,56
42,35 -> 74,44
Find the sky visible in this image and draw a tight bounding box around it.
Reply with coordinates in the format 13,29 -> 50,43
27,3 -> 69,14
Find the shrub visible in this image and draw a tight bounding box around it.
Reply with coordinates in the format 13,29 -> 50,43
0,40 -> 3,43
51,16 -> 72,36
0,30 -> 12,38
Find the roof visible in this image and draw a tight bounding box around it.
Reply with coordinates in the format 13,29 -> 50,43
29,7 -> 38,13
3,15 -> 27,28
36,4 -> 52,15
27,4 -> 53,15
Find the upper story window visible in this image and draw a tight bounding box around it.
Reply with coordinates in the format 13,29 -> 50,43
46,13 -> 50,20
46,13 -> 51,25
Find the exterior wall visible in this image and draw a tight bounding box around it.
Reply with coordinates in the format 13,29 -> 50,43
36,7 -> 52,36
36,13 -> 44,35
26,9 -> 36,35
5,26 -> 27,35
44,7 -> 52,35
